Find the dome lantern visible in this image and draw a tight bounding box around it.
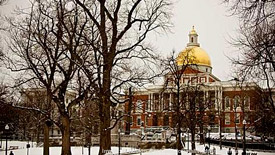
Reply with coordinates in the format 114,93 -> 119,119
187,26 -> 200,47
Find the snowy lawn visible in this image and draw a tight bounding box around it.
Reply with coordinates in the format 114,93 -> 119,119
1,141 -> 274,155
134,143 -> 275,155
0,141 -> 139,155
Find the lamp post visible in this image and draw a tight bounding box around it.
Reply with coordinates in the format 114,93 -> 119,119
87,143 -> 91,155
242,120 -> 246,155
5,124 -> 9,155
207,125 -> 211,149
118,128 -> 121,155
0,131 -> 3,148
187,128 -> 189,153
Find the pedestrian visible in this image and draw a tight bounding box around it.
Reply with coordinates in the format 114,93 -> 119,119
227,147 -> 232,155
9,151 -> 14,155
205,145 -> 209,154
213,147 -> 216,155
235,148 -> 238,155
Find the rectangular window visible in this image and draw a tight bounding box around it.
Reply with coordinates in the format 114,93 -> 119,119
244,97 -> 250,110
235,113 -> 240,124
154,94 -> 159,111
200,77 -> 206,83
135,100 -> 143,113
191,77 -> 197,84
130,116 -> 133,126
225,113 -> 230,125
137,116 -> 141,126
184,78 -> 189,84
164,93 -> 169,110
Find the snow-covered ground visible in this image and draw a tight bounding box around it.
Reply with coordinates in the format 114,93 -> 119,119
0,141 -> 139,155
134,143 -> 275,155
0,141 -> 274,155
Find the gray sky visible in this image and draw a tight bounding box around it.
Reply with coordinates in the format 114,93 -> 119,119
0,0 -> 239,81
150,0 -> 239,81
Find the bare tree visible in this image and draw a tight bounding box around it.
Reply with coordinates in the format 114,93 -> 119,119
4,1 -> 95,155
73,0 -> 172,154
162,50 -> 190,155
0,0 -> 7,5
224,0 -> 275,113
162,50 -> 212,155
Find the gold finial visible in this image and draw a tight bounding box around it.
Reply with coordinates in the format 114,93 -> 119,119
190,26 -> 197,35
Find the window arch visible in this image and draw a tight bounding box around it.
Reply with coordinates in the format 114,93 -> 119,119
234,96 -> 240,108
191,37 -> 194,43
244,96 -> 250,110
225,96 -> 230,109
135,100 -> 143,113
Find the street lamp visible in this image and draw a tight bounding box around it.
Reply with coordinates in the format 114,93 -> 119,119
118,128 -> 121,155
0,131 -> 3,148
187,128 -> 189,153
5,124 -> 9,155
242,120 -> 247,155
207,125 -> 211,149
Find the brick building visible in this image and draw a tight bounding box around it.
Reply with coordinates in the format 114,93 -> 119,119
124,27 -> 263,134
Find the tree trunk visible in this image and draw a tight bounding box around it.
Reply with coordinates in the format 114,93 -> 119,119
98,62 -> 112,155
99,99 -> 111,155
61,114 -> 71,155
43,122 -> 49,155
176,81 -> 181,155
177,124 -> 182,155
36,124 -> 41,144
199,125 -> 204,144
191,129 -> 196,155
125,87 -> 132,135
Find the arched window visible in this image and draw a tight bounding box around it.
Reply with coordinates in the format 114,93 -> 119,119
234,96 -> 240,108
191,37 -> 194,43
135,100 -> 143,113
244,96 -> 250,110
163,115 -> 169,126
225,96 -> 230,109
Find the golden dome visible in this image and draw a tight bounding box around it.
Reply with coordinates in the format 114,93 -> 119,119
176,46 -> 211,67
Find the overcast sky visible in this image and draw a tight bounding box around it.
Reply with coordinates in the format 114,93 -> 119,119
150,0 -> 240,81
0,0 -> 240,81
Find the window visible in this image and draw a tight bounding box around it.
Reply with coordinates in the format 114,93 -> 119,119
163,115 -> 169,126
164,94 -> 170,110
225,97 -> 230,109
135,100 -> 143,113
225,113 -> 230,125
200,77 -> 206,83
234,96 -> 240,108
130,116 -> 133,126
191,77 -> 197,85
226,128 -> 230,133
235,113 -> 240,124
153,94 -> 159,111
191,37 -> 194,43
184,78 -> 189,84
137,116 -> 141,126
244,96 -> 250,110
153,115 -> 158,126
